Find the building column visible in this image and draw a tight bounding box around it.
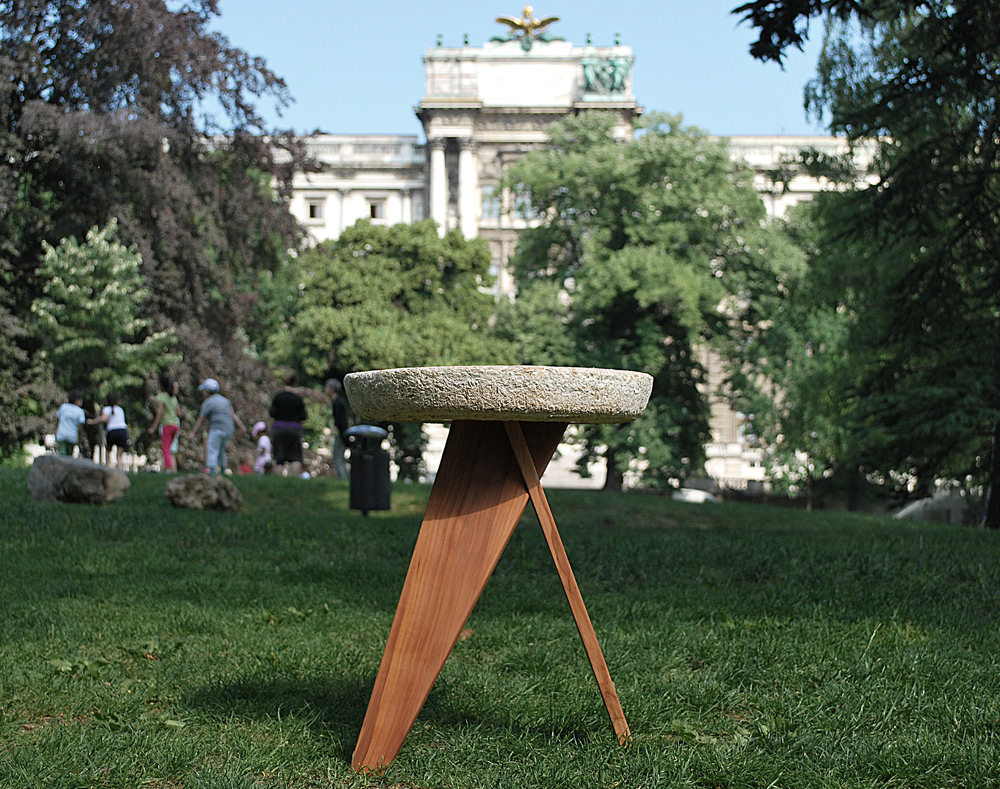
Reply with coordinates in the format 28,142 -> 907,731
401,189 -> 413,224
333,188 -> 354,237
428,139 -> 448,235
330,189 -> 344,237
458,139 -> 479,239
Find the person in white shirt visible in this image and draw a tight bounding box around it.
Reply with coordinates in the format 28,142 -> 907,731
89,391 -> 131,470
55,389 -> 87,457
252,421 -> 272,473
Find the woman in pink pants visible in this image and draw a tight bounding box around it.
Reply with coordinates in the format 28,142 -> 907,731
148,373 -> 182,471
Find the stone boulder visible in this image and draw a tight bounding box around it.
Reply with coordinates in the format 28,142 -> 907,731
28,455 -> 130,504
165,474 -> 242,512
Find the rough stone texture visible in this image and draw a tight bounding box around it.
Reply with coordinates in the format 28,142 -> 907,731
28,455 -> 130,504
344,366 -> 653,424
165,474 -> 242,512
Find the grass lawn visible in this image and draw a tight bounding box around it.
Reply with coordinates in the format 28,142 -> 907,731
1,466 -> 998,788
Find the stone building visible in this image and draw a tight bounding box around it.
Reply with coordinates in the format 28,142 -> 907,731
284,10 -> 873,489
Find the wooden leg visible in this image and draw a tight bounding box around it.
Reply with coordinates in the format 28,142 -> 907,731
352,420 -> 566,772
504,421 -> 632,745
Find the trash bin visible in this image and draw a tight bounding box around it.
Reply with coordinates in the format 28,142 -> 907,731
345,425 -> 391,515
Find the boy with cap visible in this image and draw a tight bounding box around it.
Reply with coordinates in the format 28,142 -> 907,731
188,378 -> 247,474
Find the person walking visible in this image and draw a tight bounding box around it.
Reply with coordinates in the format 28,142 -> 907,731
268,372 -> 307,476
88,392 -> 131,470
188,378 -> 246,474
325,378 -> 350,479
148,372 -> 182,472
54,389 -> 87,457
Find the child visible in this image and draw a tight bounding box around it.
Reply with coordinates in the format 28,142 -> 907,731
252,421 -> 272,474
188,378 -> 246,474
55,390 -> 86,457
89,391 -> 130,470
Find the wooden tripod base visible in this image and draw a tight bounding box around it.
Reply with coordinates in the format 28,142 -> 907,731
352,420 -> 631,772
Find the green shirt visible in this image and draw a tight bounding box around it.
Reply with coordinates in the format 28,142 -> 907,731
154,392 -> 180,426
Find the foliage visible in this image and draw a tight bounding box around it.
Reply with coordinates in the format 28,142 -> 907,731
494,279 -> 574,367
30,222 -> 179,409
734,1 -> 1000,523
727,200 -> 859,503
2,468 -> 1000,787
733,0 -> 881,64
504,112 -> 801,490
0,0 -> 308,451
257,220 -> 516,478
0,286 -> 57,458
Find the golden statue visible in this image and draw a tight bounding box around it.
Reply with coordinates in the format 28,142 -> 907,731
496,6 -> 559,36
492,6 -> 563,51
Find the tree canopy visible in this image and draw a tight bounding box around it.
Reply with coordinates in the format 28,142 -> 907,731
734,0 -> 1000,523
258,220 -> 514,378
256,219 -> 516,479
0,0 -> 309,455
31,221 -> 178,408
502,112 -> 803,490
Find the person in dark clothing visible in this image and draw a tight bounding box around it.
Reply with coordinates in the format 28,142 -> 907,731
325,378 -> 349,479
269,372 -> 308,476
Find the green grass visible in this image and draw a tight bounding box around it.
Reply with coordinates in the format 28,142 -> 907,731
1,468 -> 998,788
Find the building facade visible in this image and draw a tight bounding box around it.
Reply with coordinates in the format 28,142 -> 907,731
285,13 -> 873,488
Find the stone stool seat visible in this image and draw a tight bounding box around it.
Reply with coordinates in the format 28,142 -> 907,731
344,365 -> 652,773
345,365 -> 652,424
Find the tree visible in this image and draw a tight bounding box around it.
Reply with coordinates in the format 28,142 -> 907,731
256,219 -> 516,479
504,112 -> 800,490
0,1 -> 308,450
726,200 -> 860,508
31,221 -> 178,407
0,289 -> 58,460
735,1 -> 1000,525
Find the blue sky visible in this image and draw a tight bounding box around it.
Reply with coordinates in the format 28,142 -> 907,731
212,0 -> 828,137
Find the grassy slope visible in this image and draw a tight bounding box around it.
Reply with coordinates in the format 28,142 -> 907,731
1,468 -> 998,788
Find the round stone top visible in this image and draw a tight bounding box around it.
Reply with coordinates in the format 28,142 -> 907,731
343,366 -> 653,424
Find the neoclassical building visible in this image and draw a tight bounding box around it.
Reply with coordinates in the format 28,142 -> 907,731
284,10 -> 873,488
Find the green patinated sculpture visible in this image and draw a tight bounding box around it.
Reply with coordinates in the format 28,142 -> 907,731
581,55 -> 633,95
491,5 -> 565,51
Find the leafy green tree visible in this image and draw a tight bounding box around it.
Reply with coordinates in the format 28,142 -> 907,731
494,278 -> 574,367
257,219 -> 516,479
31,221 -> 179,420
504,112 -> 799,490
727,200 -> 860,507
736,1 -> 1000,524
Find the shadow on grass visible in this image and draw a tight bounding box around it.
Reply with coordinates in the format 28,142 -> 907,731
185,670 -> 598,768
420,683 -> 600,745
187,674 -> 372,762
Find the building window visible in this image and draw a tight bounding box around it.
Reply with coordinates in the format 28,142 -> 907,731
307,200 -> 324,221
481,185 -> 500,220
369,200 -> 386,220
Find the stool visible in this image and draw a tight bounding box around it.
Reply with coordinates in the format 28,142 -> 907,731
343,365 -> 653,772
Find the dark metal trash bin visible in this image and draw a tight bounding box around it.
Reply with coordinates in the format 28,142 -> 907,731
345,425 -> 390,515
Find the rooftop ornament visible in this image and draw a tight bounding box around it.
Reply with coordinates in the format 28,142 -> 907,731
492,5 -> 564,51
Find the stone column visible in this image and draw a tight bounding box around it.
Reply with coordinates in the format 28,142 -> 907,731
401,189 -> 413,224
337,189 -> 351,236
331,189 -> 345,237
458,139 -> 479,239
428,139 -> 448,235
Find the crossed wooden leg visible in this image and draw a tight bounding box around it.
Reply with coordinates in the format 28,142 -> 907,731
352,420 -> 630,772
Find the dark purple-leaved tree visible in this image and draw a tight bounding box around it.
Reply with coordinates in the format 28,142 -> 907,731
0,0 -> 311,457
